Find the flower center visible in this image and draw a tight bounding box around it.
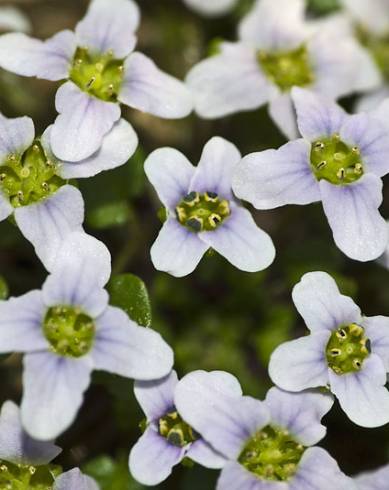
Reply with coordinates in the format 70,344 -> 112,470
0,141 -> 64,208
258,45 -> 314,92
326,323 -> 370,375
158,411 -> 197,447
357,26 -> 389,82
69,47 -> 125,102
238,425 -> 305,481
310,134 -> 364,185
0,460 -> 61,489
175,191 -> 230,232
43,306 -> 95,358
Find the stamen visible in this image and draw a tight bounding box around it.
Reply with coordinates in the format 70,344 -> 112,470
336,168 -> 345,180
86,76 -> 96,88
317,161 -> 327,169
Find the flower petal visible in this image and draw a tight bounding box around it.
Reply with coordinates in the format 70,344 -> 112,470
357,87 -> 389,113
0,400 -> 61,465
186,43 -> 270,118
92,306 -> 173,380
363,315 -> 389,371
329,354 -> 389,427
232,139 -> 320,209
75,0 -> 139,58
291,271 -> 362,332
150,219 -> 208,277
129,428 -> 185,486
183,0 -> 237,16
187,439 -> 227,469
355,464 -> 389,490
118,52 -> 192,118
54,468 -> 99,490
51,81 -> 121,162
320,174 -> 388,261
0,290 -> 47,354
134,371 -> 178,421
341,0 -> 389,36
0,31 -> 76,81
264,387 -> 334,446
0,192 -> 12,221
268,332 -> 330,392
0,113 -> 35,160
292,88 -> 347,141
217,461 -> 288,490
199,205 -> 275,272
14,185 -> 84,271
175,370 -> 268,459
144,147 -> 194,210
21,352 -> 92,440
189,136 -> 241,200
42,231 -> 110,317
0,7 -> 31,34
268,92 -> 299,140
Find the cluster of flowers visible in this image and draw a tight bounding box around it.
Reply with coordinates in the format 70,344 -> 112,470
0,0 -> 389,488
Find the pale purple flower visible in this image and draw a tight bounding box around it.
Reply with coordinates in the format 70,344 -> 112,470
0,113 -> 136,270
269,271 -> 389,428
233,88 -> 389,261
186,0 -> 376,138
129,370 -> 236,485
174,370 -> 353,490
0,400 -> 98,489
0,0 -> 192,162
354,463 -> 389,490
0,231 -> 173,440
183,0 -> 238,16
0,7 -> 31,33
145,136 -> 275,277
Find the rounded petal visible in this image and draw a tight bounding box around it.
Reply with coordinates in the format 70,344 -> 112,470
199,206 -> 275,273
269,332 -> 330,392
363,315 -> 389,371
264,387 -> 334,446
292,88 -> 347,141
186,43 -> 270,119
0,31 -> 76,81
92,306 -> 174,380
268,92 -> 299,140
357,87 -> 389,113
217,461 -> 288,490
54,468 -> 99,490
355,464 -> 389,490
329,354 -> 389,427
21,352 -> 92,440
232,139 -> 320,209
0,290 -> 47,354
0,192 -> 12,221
134,371 -> 178,421
291,271 -> 362,332
15,185 -> 84,271
0,400 -> 61,465
0,113 -> 35,161
0,7 -> 31,33
119,52 -> 193,118
129,428 -> 185,486
341,0 -> 389,36
144,147 -> 194,210
189,136 -> 241,200
150,219 -> 208,277
75,0 -> 139,58
186,439 -> 227,469
183,0 -> 237,16
320,174 -> 388,262
51,82 -> 121,162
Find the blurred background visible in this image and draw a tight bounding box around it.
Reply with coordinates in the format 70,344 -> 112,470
0,0 -> 389,488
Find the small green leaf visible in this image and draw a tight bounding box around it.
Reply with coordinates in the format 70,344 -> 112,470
0,276 -> 9,300
108,274 -> 152,327
87,200 -> 130,230
83,455 -> 146,490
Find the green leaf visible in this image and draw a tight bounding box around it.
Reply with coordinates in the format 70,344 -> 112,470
0,276 -> 9,300
108,274 -> 152,327
87,200 -> 130,230
83,455 -> 146,490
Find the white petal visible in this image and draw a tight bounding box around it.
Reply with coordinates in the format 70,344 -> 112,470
0,192 -> 12,221
0,290 -> 47,353
341,0 -> 389,36
199,205 -> 275,273
119,52 -> 193,118
0,31 -> 76,81
189,136 -> 241,200
0,113 -> 34,160
355,464 -> 389,490
134,371 -> 178,421
92,306 -> 174,380
268,332 -> 330,392
363,315 -> 389,371
15,185 -> 84,271
75,0 -> 139,58
232,139 -> 320,209
329,354 -> 389,427
150,219 -> 208,277
217,461 -> 288,490
186,439 -> 227,469
54,468 -> 99,490
21,352 -> 92,440
0,7 -> 31,34
320,174 -> 388,262
144,147 -> 194,210
357,87 -> 389,113
291,271 -> 362,332
269,92 -> 299,140
183,0 -> 237,16
51,81 -> 121,162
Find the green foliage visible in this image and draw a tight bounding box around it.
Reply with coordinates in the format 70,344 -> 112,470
83,455 -> 146,490
88,201 -> 131,230
0,275 -> 9,300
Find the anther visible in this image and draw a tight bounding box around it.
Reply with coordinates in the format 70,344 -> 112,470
204,191 -> 218,202
352,147 -> 360,155
314,142 -> 324,151
336,328 -> 347,340
354,163 -> 363,174
28,466 -> 36,475
317,161 -> 327,169
0,173 -> 6,182
336,168 -> 345,180
41,182 -> 49,191
107,83 -> 114,95
353,359 -> 362,370
330,348 -> 341,357
118,65 -> 124,72
0,464 -> 8,471
33,144 -> 40,152
186,217 -> 203,232
86,76 -> 96,88
208,214 -> 222,228
17,190 -> 24,202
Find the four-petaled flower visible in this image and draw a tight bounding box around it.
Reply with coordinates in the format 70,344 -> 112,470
0,231 -> 173,440
269,271 -> 389,428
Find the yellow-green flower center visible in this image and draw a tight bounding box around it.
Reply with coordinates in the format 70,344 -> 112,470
238,426 -> 305,481
310,134 -> 364,185
43,306 -> 95,358
357,26 -> 389,82
0,141 -> 64,208
0,460 -> 61,490
258,45 -> 314,92
69,47 -> 125,102
326,323 -> 370,375
158,411 -> 197,448
175,191 -> 230,232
